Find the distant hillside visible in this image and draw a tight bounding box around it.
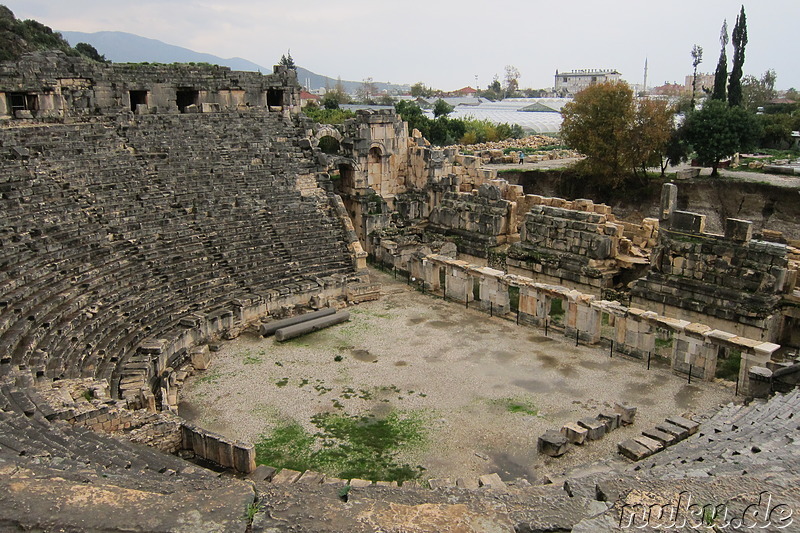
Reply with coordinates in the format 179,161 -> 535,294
61,30 -> 408,94
0,5 -> 78,61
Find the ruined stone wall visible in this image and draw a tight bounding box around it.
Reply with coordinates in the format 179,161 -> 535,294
0,51 -> 298,119
506,197 -> 654,293
0,108 -> 364,400
631,184 -> 795,342
427,184 -> 514,257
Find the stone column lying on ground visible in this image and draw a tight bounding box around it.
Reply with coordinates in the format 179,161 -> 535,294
260,308 -> 337,337
274,312 -> 351,342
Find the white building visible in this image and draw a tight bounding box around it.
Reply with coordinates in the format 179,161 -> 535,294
554,69 -> 621,96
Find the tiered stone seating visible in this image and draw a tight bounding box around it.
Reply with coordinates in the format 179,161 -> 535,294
631,389 -> 800,478
0,111 -> 356,392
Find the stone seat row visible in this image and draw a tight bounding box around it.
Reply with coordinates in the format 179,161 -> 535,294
616,415 -> 699,461
628,390 -> 800,480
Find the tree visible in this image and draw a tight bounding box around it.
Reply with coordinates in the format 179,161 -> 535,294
711,20 -> 728,101
75,42 -> 106,62
322,77 -> 350,109
683,99 -> 760,176
504,65 -> 520,97
432,99 -> 454,118
560,81 -> 636,187
728,6 -> 747,107
279,51 -> 296,70
629,98 -> 674,180
410,82 -> 434,98
356,77 -> 378,104
742,69 -> 777,111
690,45 -> 703,110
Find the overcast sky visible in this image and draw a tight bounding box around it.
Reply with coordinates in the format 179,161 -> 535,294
6,1 -> 798,91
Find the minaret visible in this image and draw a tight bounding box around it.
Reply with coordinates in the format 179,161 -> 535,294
642,58 -> 648,95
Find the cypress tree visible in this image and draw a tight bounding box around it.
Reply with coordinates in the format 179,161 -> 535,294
728,6 -> 747,107
711,20 -> 728,101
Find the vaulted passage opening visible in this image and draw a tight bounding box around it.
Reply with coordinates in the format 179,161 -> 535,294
176,89 -> 199,112
129,90 -> 148,112
267,89 -> 284,108
7,92 -> 38,114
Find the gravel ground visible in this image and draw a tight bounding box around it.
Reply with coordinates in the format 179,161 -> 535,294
179,268 -> 734,483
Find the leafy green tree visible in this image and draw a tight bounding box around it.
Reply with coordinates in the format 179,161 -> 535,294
75,42 -> 106,62
560,81 -> 636,186
683,99 -> 760,175
410,82 -> 435,98
711,20 -> 728,101
433,99 -> 454,118
742,69 -> 777,111
395,100 -> 431,139
728,6 -> 747,107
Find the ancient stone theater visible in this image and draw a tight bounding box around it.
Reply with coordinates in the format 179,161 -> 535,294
0,51 -> 798,531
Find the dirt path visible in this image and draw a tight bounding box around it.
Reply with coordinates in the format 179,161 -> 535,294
180,268 -> 734,484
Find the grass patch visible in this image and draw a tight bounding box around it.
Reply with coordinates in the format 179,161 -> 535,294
655,337 -> 674,349
716,350 -> 742,381
493,397 -> 539,416
196,370 -> 222,385
275,377 -> 289,388
254,410 -> 427,484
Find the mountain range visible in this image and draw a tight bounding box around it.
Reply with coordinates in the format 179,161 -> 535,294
60,30 -> 408,94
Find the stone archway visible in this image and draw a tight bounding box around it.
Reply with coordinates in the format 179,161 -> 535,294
367,145 -> 385,193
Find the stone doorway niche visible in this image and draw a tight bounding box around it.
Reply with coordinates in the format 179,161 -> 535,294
7,92 -> 38,114
367,146 -> 384,192
176,89 -> 199,112
129,90 -> 148,112
266,88 -> 284,108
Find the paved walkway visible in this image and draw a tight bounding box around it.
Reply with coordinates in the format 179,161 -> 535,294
485,158 -> 800,189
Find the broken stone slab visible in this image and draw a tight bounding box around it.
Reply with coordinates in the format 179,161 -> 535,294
190,345 -> 211,370
641,427 -> 678,447
577,417 -> 606,441
614,402 -> 637,425
633,435 -> 664,455
538,430 -> 569,457
375,481 -> 398,487
323,477 -> 346,485
271,468 -> 302,484
478,473 -> 507,489
428,478 -> 455,489
666,415 -> 699,435
656,421 -> 690,441
296,470 -> 325,484
348,479 -> 372,487
560,422 -> 588,445
456,477 -> 479,489
248,465 -> 276,482
597,411 -> 621,431
618,439 -> 652,461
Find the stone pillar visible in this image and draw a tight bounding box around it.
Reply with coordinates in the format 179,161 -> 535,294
422,260 -> 441,292
660,183 -> 677,224
739,342 -> 780,396
581,302 -> 603,344
478,272 -> 510,315
445,265 -> 473,303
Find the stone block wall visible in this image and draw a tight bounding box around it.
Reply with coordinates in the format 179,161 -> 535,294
508,197 -> 626,291
632,184 -> 794,341
0,51 -> 299,118
427,184 -> 513,257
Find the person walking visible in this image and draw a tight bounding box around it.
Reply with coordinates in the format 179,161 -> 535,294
518,151 -> 524,165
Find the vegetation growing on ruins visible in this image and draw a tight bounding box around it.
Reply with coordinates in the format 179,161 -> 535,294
254,410 -> 427,483
302,105 -> 355,125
